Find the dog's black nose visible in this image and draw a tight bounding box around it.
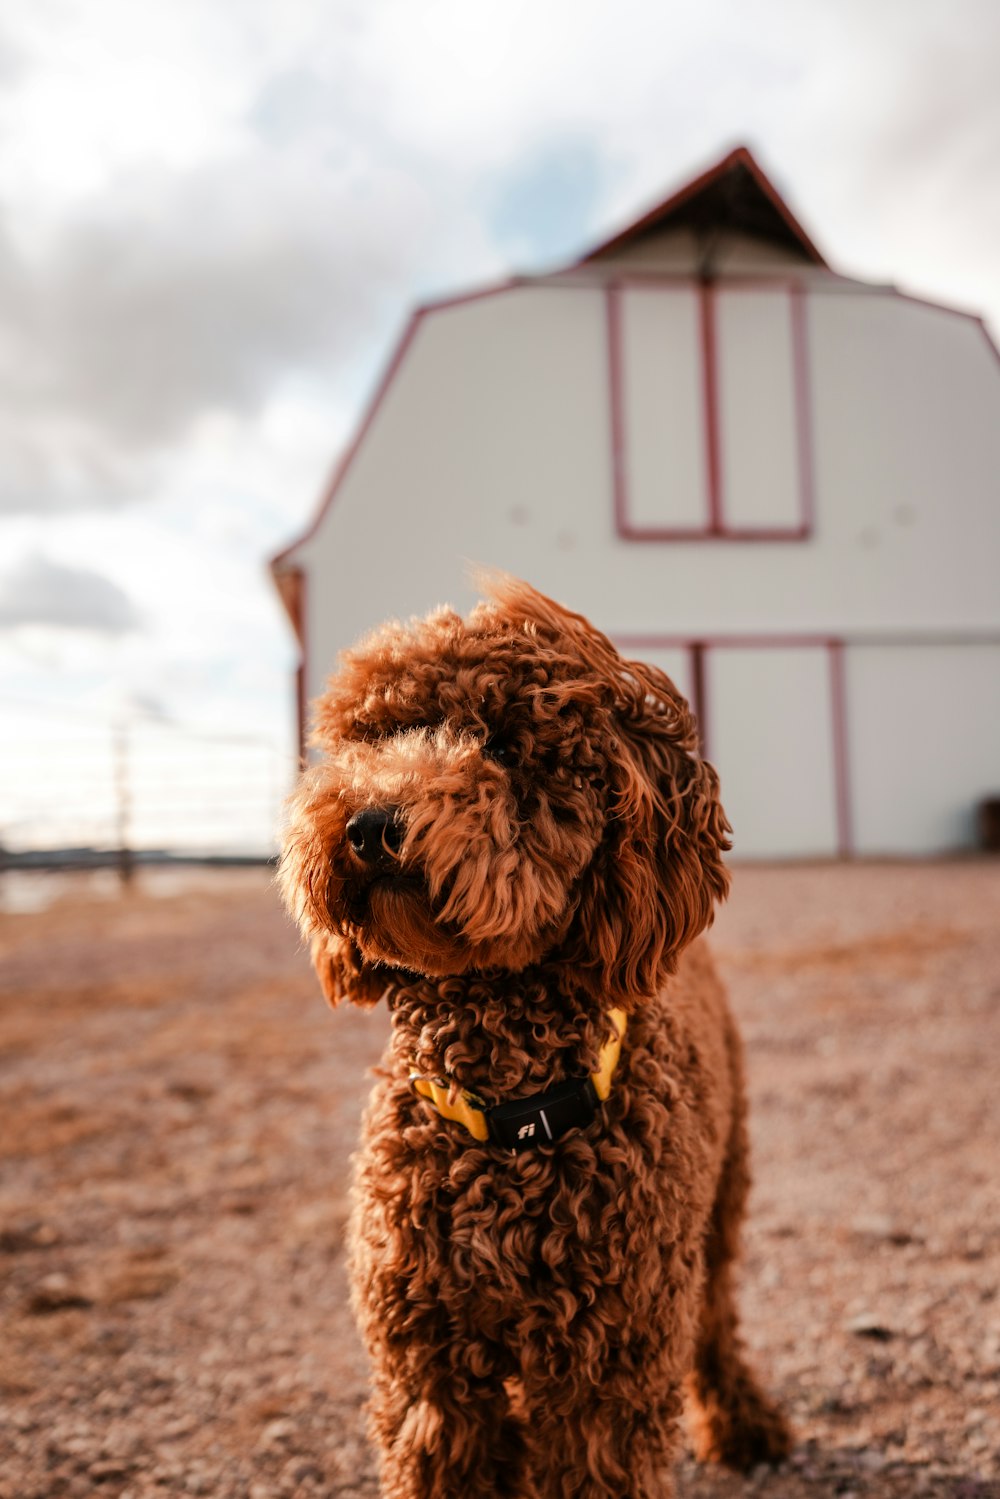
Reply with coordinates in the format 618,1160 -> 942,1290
346,808 -> 403,868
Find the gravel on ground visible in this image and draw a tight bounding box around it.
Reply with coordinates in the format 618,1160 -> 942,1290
1,860 -> 998,1498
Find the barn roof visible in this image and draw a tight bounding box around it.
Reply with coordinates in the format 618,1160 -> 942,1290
578,144 -> 829,269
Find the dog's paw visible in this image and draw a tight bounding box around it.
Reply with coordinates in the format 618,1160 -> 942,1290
689,1381 -> 792,1472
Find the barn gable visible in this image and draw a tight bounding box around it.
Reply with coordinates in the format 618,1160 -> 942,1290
578,145 -> 828,275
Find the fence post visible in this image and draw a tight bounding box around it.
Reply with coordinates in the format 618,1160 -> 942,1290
113,719 -> 134,887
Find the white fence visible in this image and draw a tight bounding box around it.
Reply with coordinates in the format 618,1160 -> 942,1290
2,702 -> 295,866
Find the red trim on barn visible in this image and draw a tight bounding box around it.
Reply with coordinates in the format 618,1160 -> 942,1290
828,640 -> 853,858
688,641 -> 709,758
884,288 -> 1000,374
974,315 -> 1000,370
613,526 -> 812,542
615,629 -> 1000,650
700,284 -> 724,531
280,591 -> 306,765
295,664 -> 306,765
606,285 -> 628,537
416,277 -> 528,317
577,145 -> 829,270
297,568 -> 310,768
790,284 -> 816,536
614,631 -> 839,651
269,564 -> 309,765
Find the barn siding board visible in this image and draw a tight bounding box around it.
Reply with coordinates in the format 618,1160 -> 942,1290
846,643 -> 1000,853
715,288 -> 802,531
705,645 -> 839,858
617,287 -> 707,530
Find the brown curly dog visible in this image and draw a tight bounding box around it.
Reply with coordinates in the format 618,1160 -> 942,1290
280,576 -> 790,1499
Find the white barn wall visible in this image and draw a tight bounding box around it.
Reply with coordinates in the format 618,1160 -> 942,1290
299,286 -> 613,682
807,294 -> 1000,631
846,643 -> 1000,853
291,278 -> 1000,854
299,285 -> 999,659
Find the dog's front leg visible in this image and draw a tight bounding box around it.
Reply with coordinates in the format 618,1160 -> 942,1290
518,1351 -> 684,1499
368,1359 -> 532,1499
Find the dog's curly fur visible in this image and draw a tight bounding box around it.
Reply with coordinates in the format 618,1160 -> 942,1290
280,576 -> 790,1498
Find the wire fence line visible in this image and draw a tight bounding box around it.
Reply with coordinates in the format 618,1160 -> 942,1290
2,702 -> 297,876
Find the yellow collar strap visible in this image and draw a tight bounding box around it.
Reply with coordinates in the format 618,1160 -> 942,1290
410,1008 -> 627,1151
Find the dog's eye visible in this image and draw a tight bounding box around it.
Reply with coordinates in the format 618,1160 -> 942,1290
482,734 -> 516,767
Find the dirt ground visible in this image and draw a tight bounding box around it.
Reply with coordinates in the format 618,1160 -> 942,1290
1,861 -> 998,1499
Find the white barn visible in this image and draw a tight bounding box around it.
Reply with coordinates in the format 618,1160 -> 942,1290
272,146 -> 1000,858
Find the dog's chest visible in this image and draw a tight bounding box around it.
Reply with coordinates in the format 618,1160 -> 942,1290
429,1150 -> 632,1333
359,992 -> 729,1317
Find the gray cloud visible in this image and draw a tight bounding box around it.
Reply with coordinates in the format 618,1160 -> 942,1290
0,1 -> 997,525
0,554 -> 141,632
0,142 -> 452,514
42,162 -> 405,438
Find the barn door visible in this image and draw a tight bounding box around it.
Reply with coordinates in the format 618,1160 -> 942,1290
705,645 -> 839,857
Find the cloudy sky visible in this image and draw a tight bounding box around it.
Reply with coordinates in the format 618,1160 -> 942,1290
1,0 -> 997,847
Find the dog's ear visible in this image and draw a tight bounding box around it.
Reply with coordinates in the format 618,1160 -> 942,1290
570,657 -> 731,1007
308,932 -> 389,1009
475,574 -> 730,1001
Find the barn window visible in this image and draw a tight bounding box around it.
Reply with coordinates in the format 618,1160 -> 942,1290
609,282 -> 813,539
